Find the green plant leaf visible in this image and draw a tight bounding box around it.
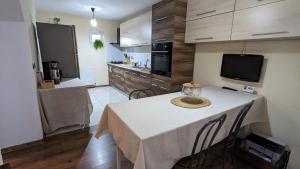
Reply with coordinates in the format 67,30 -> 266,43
93,39 -> 104,50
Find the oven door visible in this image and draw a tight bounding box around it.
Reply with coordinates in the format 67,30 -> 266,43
151,53 -> 172,77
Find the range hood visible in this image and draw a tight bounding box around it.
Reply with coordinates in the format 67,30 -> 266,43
110,28 -> 120,45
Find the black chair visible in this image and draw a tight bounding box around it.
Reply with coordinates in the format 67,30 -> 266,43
174,114 -> 227,169
222,100 -> 255,169
129,89 -> 156,100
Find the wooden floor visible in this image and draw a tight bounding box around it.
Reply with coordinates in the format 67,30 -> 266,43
2,126 -> 254,169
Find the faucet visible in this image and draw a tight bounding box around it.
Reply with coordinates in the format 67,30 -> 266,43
144,59 -> 149,69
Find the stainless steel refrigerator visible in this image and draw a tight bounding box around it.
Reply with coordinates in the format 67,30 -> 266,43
36,22 -> 80,79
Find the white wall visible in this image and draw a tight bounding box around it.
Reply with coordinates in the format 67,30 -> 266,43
193,40 -> 300,169
0,0 -> 43,148
36,11 -> 120,86
20,0 -> 38,67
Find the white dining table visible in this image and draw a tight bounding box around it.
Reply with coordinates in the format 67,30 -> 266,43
95,86 -> 267,169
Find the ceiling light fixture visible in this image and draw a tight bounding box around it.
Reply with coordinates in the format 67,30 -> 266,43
90,7 -> 97,27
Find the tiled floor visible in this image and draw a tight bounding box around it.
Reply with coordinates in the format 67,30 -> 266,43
88,86 -> 128,126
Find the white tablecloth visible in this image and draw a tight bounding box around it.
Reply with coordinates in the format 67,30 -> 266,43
39,78 -> 93,134
96,86 -> 267,169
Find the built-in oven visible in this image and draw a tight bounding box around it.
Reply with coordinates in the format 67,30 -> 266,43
151,42 -> 173,77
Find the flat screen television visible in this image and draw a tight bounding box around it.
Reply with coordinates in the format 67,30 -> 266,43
221,54 -> 264,82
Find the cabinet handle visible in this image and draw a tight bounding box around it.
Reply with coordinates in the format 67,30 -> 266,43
132,43 -> 139,46
194,37 -> 214,41
252,31 -> 289,36
152,84 -> 159,87
141,42 -> 149,45
155,16 -> 168,22
154,39 -> 168,42
152,51 -> 169,53
141,75 -> 150,79
114,75 -> 121,78
153,78 -> 165,83
159,86 -> 168,90
196,10 -> 216,16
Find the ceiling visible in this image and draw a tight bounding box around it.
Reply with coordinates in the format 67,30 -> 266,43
36,0 -> 161,21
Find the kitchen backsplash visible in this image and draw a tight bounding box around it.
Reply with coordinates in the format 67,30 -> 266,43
126,52 -> 151,68
107,45 -> 151,69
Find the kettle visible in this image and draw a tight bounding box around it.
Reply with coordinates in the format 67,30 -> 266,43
50,69 -> 61,84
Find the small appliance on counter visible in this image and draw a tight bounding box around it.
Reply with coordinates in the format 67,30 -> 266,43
42,61 -> 62,84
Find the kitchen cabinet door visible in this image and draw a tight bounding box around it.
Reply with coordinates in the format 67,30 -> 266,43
152,19 -> 174,43
185,12 -> 233,43
124,71 -> 140,94
111,68 -> 125,91
186,0 -> 235,21
152,0 -> 175,43
139,74 -> 152,89
232,0 -> 300,40
152,0 -> 175,23
235,0 -> 283,10
120,11 -> 152,47
120,22 -> 131,47
139,11 -> 152,46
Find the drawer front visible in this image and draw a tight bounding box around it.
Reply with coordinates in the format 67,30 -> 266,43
111,74 -> 125,91
186,0 -> 235,21
124,71 -> 140,94
151,76 -> 171,89
232,0 -> 300,40
185,12 -> 233,43
235,0 -> 283,10
152,0 -> 175,22
151,83 -> 170,95
112,67 -> 124,76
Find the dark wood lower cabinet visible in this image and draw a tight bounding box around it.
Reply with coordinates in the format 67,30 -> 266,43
108,65 -> 177,96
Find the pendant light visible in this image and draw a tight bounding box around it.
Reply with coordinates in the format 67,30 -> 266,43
90,7 -> 97,27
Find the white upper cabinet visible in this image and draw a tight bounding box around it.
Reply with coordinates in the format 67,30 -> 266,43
138,11 -> 152,45
232,0 -> 300,40
185,12 -> 233,43
235,0 -> 284,10
120,11 -> 152,47
186,0 -> 235,21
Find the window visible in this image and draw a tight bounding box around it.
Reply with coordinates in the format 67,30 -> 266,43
89,32 -> 103,43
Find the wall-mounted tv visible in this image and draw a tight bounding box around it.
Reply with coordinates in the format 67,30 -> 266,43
221,54 -> 264,82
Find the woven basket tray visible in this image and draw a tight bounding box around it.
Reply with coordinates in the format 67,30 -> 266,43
171,96 -> 211,109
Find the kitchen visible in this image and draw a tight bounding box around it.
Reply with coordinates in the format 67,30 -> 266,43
0,0 -> 300,169
108,0 -> 194,96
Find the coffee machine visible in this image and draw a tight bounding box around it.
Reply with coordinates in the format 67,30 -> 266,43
42,61 -> 62,84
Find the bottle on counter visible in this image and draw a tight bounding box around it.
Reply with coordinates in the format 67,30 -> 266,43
124,53 -> 130,64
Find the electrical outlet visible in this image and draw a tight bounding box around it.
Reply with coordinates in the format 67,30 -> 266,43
242,85 -> 255,94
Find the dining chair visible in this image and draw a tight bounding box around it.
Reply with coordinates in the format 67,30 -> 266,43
222,100 -> 255,169
174,114 -> 227,169
129,89 -> 156,100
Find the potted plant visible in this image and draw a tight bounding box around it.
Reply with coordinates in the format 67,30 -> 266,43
93,39 -> 104,50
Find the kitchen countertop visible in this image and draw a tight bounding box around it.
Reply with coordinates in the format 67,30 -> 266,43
107,63 -> 151,75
